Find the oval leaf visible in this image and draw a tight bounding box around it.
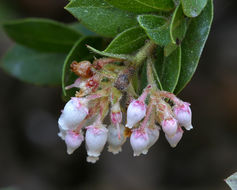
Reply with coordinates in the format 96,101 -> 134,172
181,0 -> 208,17
174,0 -> 213,94
105,26 -> 147,54
156,46 -> 181,92
62,37 -> 104,99
65,0 -> 138,38
1,45 -> 66,85
138,15 -> 171,46
3,18 -> 81,53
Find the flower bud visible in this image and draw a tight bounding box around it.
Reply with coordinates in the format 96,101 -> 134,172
161,117 -> 178,137
126,100 -> 146,129
130,129 -> 149,156
173,102 -> 193,130
85,124 -> 108,158
107,124 -> 126,154
165,127 -> 183,148
86,77 -> 99,92
142,126 -> 160,155
70,60 -> 93,78
74,78 -> 92,96
65,131 -> 84,154
58,98 -> 88,131
110,102 -> 122,125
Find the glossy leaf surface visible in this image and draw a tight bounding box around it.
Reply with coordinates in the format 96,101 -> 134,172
164,4 -> 188,56
181,0 -> 208,17
136,0 -> 174,11
104,0 -> 174,13
138,15 -> 170,46
156,46 -> 181,92
1,45 -> 66,85
174,0 -> 213,94
69,23 -> 97,36
3,18 -> 81,53
65,0 -> 138,37
170,4 -> 188,44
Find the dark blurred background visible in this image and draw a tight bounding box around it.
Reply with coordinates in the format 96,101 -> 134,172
0,0 -> 236,190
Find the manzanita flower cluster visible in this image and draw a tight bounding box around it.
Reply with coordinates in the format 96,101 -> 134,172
58,56 -> 193,163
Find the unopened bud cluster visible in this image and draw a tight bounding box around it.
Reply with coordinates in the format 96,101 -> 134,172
58,57 -> 193,163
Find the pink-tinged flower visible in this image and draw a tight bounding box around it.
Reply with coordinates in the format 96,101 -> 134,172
165,127 -> 183,148
66,77 -> 96,95
58,124 -> 67,140
130,129 -> 149,156
173,102 -> 193,130
110,102 -> 122,125
86,77 -> 99,92
65,130 -> 84,154
58,97 -> 89,131
161,117 -> 178,137
107,124 -> 126,154
142,126 -> 160,155
87,156 -> 99,163
85,124 -> 108,161
126,100 -> 146,129
65,78 -> 81,90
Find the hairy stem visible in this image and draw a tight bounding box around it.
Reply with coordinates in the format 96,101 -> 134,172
133,40 -> 157,68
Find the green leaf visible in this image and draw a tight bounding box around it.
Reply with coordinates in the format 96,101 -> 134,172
174,0 -> 213,94
138,15 -> 171,46
65,0 -> 138,37
105,26 -> 147,54
170,3 -> 188,44
3,18 -> 81,53
62,37 -> 104,99
140,61 -> 148,93
87,46 -> 132,60
164,42 -> 177,57
135,0 -> 174,11
164,3 -> 188,56
137,15 -> 167,29
181,0 -> 208,17
69,22 -> 97,36
225,172 -> 237,190
104,0 -> 173,13
1,45 -> 66,85
151,60 -> 163,90
156,46 -> 181,92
